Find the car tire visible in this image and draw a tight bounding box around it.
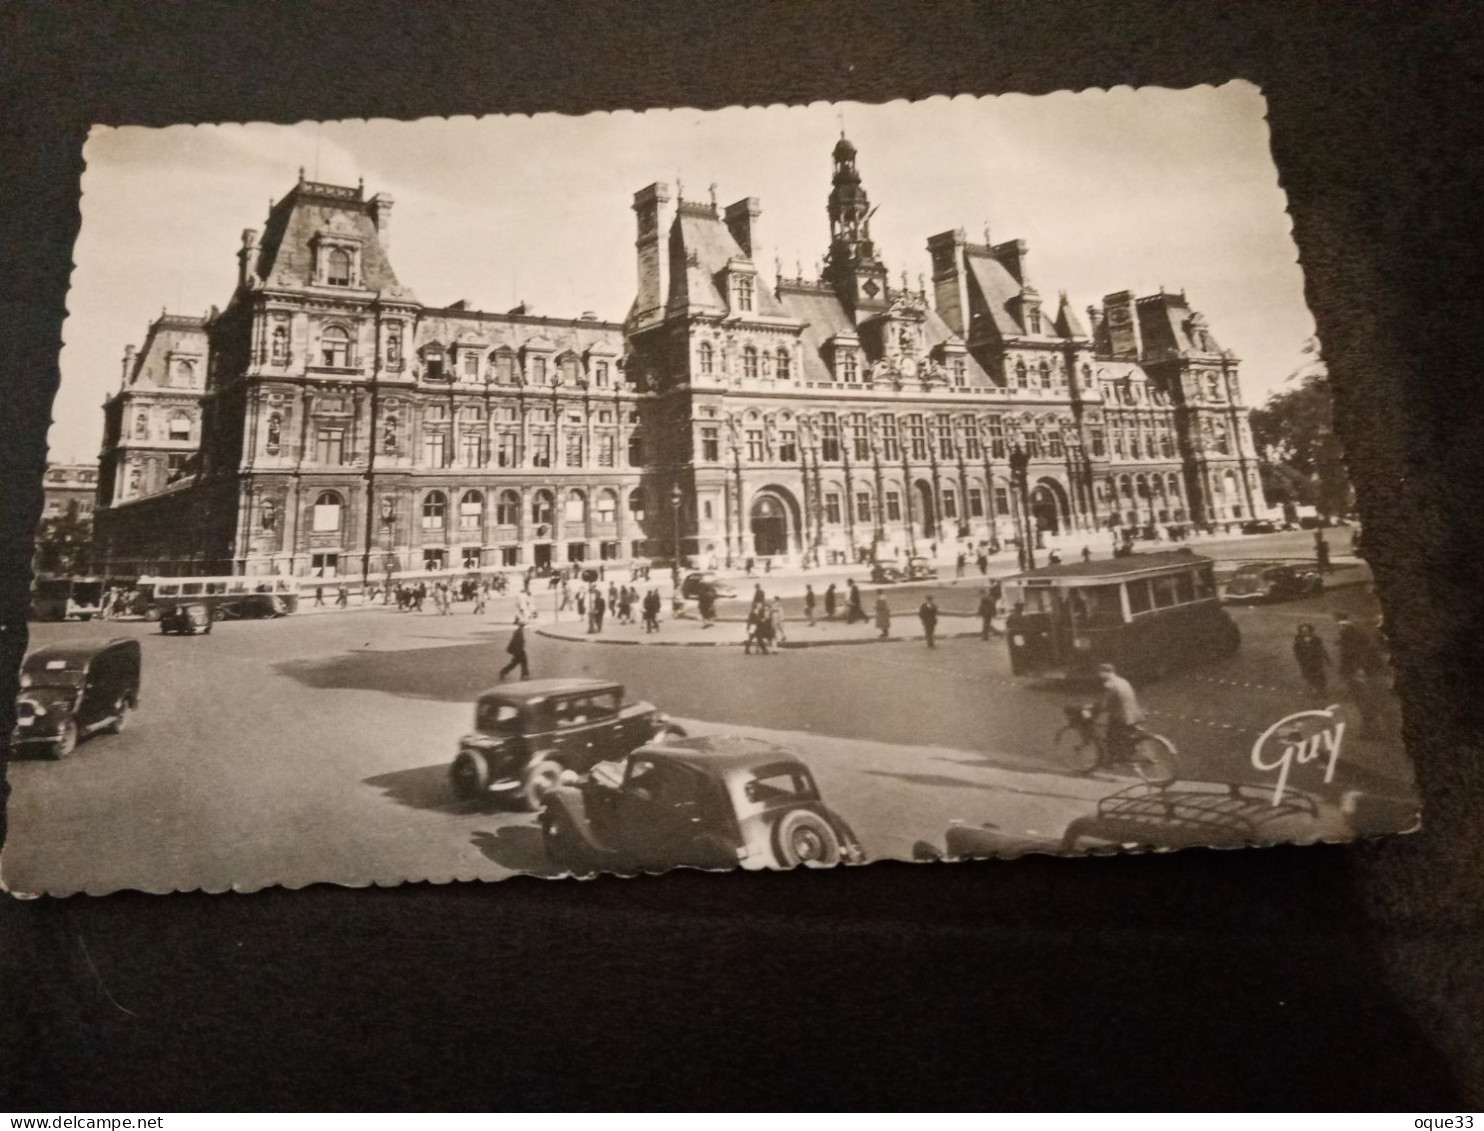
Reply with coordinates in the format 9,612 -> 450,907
650,724 -> 687,745
52,720 -> 79,760
772,810 -> 842,868
106,696 -> 130,734
143,607 -> 163,622
212,607 -> 229,622
449,749 -> 493,800
518,760 -> 563,811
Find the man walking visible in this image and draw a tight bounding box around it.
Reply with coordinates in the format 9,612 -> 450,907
336,582 -> 349,609
500,622 -> 530,681
1315,530 -> 1333,574
824,583 -> 837,621
874,592 -> 891,639
1335,611 -> 1385,736
847,579 -> 865,624
978,587 -> 999,640
918,595 -> 939,648
804,584 -> 817,627
1292,622 -> 1329,694
593,590 -> 607,633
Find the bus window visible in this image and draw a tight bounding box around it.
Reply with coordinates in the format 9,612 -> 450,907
158,583 -> 180,597
229,581 -> 249,594
1194,567 -> 1216,600
182,583 -> 203,596
1127,578 -> 1153,615
1175,571 -> 1197,604
206,581 -> 227,595
1075,584 -> 1124,622
1152,575 -> 1179,609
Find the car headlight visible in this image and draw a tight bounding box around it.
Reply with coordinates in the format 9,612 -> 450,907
26,700 -> 46,717
1072,636 -> 1092,651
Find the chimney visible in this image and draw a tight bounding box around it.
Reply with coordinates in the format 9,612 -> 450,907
989,239 -> 1029,285
238,229 -> 259,288
631,183 -> 675,330
724,197 -> 762,259
1102,290 -> 1144,360
120,344 -> 136,388
370,192 -> 394,249
926,229 -> 970,336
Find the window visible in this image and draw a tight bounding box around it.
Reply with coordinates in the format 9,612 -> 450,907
423,430 -> 447,468
166,453 -> 189,482
1113,424 -> 1126,459
422,491 -> 447,530
595,361 -> 610,388
461,431 -> 488,467
746,429 -> 766,462
627,433 -> 644,466
1160,423 -> 1176,459
169,412 -> 191,441
885,491 -> 902,522
743,347 -> 759,380
824,493 -> 842,525
532,491 -> 554,527
942,489 -> 957,520
531,356 -> 547,385
1206,373 -> 1223,401
271,326 -> 289,364
703,499 -> 714,521
134,412 -> 149,439
496,490 -> 520,526
1091,427 -> 1107,458
566,431 -> 585,467
565,490 -> 586,524
840,352 -> 859,384
778,430 -> 797,463
1029,310 -> 1042,335
937,415 -> 955,460
598,433 -> 617,467
969,488 -> 985,518
1047,427 -> 1064,460
311,552 -> 340,576
422,548 -> 446,570
496,431 -> 518,468
531,433 -> 552,468
851,413 -> 870,461
952,358 -> 966,387
855,491 -> 872,524
879,416 -> 900,461
963,417 -> 982,460
820,414 -> 840,462
312,491 -> 343,533
699,342 -> 713,375
560,356 -> 580,385
1014,359 -> 1028,388
316,428 -> 344,465
1127,579 -> 1153,615
493,352 -> 515,384
321,326 -> 351,367
701,427 -> 720,462
735,275 -> 754,312
459,490 -> 484,530
326,248 -> 351,286
1214,421 -> 1231,455
628,490 -> 646,523
994,486 -> 1010,515
423,349 -> 444,381
906,415 -> 927,461
387,328 -> 402,367
1039,360 -> 1052,389
986,415 -> 1006,459
595,490 -> 618,524
500,546 -> 522,567
776,348 -> 791,381
462,547 -> 483,569
460,351 -> 478,379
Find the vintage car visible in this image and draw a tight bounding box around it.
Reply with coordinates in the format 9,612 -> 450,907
159,602 -> 213,635
539,736 -> 865,874
215,592 -> 289,620
1221,561 -> 1324,603
1239,519 -> 1281,535
679,571 -> 738,601
869,556 -> 938,584
450,678 -> 685,810
12,638 -> 141,758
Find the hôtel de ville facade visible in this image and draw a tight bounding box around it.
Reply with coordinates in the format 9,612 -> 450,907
92,135 -> 1267,578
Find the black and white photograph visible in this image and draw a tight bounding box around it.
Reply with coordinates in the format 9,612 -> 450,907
4,83 -> 1416,896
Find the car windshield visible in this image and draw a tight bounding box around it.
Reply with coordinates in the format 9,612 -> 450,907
475,700 -> 522,733
21,660 -> 86,689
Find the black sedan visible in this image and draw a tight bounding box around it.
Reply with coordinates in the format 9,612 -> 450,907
1222,561 -> 1324,603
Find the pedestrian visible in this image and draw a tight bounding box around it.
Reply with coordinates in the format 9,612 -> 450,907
874,592 -> 891,639
593,591 -> 607,632
744,605 -> 761,655
1315,530 -> 1333,574
1335,612 -> 1386,737
500,622 -> 530,681
699,585 -> 717,628
824,583 -> 838,621
977,553 -> 988,575
643,587 -> 661,633
473,583 -> 487,616
769,596 -> 787,645
751,584 -> 766,614
608,582 -> 618,613
1292,623 -> 1330,694
978,587 -> 999,640
804,584 -> 817,627
314,571 -> 326,606
955,552 -> 966,579
918,595 -> 939,648
754,607 -> 776,654
336,582 -> 349,608
745,557 -> 756,577
847,580 -> 865,624
1081,545 -> 1092,563
414,582 -> 426,612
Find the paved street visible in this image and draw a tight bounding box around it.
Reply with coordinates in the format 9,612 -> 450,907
2,531 -> 1409,896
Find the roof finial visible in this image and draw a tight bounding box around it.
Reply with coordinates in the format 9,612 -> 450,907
901,269 -> 910,293
709,182 -> 717,211
358,175 -> 364,194
796,257 -> 803,280
838,110 -> 846,138
298,166 -> 305,184
774,255 -> 783,285
983,220 -> 992,246
918,272 -> 926,295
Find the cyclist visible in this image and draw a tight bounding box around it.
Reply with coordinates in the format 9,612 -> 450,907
1094,662 -> 1146,761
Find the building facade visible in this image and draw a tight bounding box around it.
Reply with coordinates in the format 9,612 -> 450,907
94,138 -> 1266,578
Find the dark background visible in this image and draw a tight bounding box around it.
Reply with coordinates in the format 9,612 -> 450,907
3,0 -> 1481,1110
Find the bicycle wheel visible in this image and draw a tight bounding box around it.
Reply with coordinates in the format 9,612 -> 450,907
1055,726 -> 1100,774
1131,733 -> 1178,785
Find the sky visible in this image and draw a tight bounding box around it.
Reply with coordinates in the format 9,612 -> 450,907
54,81 -> 1316,463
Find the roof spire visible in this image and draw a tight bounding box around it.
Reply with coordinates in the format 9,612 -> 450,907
983,220 -> 992,246
709,182 -> 718,211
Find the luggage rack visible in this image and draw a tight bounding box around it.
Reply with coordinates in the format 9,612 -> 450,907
1060,781 -> 1320,850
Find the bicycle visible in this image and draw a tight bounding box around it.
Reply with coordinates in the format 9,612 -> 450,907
1055,703 -> 1178,785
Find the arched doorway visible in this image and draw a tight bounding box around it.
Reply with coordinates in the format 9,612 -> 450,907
1029,478 -> 1069,536
749,488 -> 799,558
914,480 -> 936,539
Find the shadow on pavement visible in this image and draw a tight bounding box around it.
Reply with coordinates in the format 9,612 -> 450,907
363,763 -> 490,816
469,824 -> 562,877
277,637 -> 512,702
861,769 -> 1036,793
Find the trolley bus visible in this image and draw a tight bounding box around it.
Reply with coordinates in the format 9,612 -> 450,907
1001,550 -> 1240,683
137,575 -> 303,620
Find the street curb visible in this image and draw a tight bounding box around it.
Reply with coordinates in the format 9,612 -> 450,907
532,628 -> 988,649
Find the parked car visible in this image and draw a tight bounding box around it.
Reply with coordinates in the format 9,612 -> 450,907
1239,519 -> 1280,535
449,678 -> 685,810
214,593 -> 288,620
539,735 -> 865,874
869,556 -> 938,584
679,571 -> 737,600
12,638 -> 142,758
159,602 -> 213,635
1221,561 -> 1323,603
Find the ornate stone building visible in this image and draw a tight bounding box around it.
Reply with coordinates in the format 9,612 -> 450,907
93,137 -> 1266,577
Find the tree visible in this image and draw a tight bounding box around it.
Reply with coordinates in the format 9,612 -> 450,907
1249,341 -> 1353,520
32,501 -> 93,576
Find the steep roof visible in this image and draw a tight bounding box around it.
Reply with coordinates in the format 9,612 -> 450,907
1052,292 -> 1088,339
774,283 -> 854,382
668,204 -> 787,318
964,251 -> 1026,339
253,181 -> 403,294
1136,293 -> 1221,359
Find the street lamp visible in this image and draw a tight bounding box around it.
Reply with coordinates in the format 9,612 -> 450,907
670,482 -> 683,573
1008,444 -> 1034,571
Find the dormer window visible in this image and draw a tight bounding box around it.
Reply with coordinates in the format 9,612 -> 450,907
421,345 -> 445,381
531,356 -> 548,384
1029,310 -> 1042,335
327,248 -> 351,286
386,327 -> 402,367
952,358 -> 966,387
462,351 -> 480,380
735,275 -> 755,312
559,355 -> 581,385
839,353 -> 859,384
595,361 -> 609,388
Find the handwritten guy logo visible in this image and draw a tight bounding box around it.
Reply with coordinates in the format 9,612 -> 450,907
1251,706 -> 1345,807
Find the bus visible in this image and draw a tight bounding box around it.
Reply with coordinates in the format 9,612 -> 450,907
137,575 -> 302,620
1001,549 -> 1240,683
29,576 -> 104,621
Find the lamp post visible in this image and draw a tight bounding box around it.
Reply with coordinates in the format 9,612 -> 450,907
670,482 -> 683,572
1009,444 -> 1034,571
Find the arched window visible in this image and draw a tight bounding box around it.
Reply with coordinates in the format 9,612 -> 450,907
271,326 -> 289,364
595,489 -> 618,524
496,490 -> 520,526
321,325 -> 351,367
743,346 -> 759,380
1039,360 -> 1051,389
1119,475 -> 1134,500
565,489 -> 586,524
459,490 -> 484,531
326,248 -> 351,286
168,412 -> 191,441
776,348 -> 791,381
312,491 -> 343,533
1014,359 -> 1028,388
175,360 -> 196,388
699,342 -> 714,375
422,490 -> 447,530
531,490 -> 554,527
1167,473 -> 1181,499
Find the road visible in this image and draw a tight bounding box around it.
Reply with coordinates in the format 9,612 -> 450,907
3,531 -> 1410,896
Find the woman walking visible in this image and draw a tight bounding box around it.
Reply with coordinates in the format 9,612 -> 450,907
1293,622 -> 1330,694
874,592 -> 892,640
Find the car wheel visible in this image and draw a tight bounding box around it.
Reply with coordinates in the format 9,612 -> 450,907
143,607 -> 163,622
772,810 -> 842,868
106,696 -> 130,734
211,607 -> 228,622
650,724 -> 687,745
52,720 -> 79,759
518,760 -> 563,811
449,750 -> 493,800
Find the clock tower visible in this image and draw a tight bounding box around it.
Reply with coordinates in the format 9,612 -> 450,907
823,134 -> 890,321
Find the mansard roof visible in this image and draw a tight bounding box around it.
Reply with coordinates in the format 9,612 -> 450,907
252,179 -> 404,294
669,203 -> 788,318
412,310 -> 624,359
1136,291 -> 1222,359
964,250 -> 1028,339
1052,292 -> 1088,339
